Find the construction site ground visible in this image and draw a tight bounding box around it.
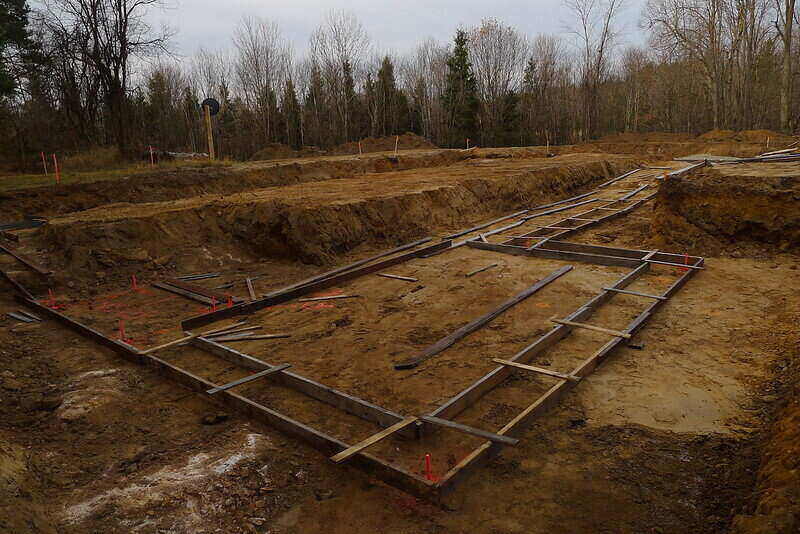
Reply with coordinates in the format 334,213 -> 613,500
1,131 -> 798,534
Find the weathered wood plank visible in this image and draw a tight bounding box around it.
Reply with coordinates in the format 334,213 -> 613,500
330,417 -> 419,463
206,363 -> 292,394
551,318 -> 632,339
419,416 -> 519,445
492,358 -> 580,382
395,265 -> 573,370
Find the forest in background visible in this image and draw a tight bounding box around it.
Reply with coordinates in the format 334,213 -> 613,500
0,0 -> 798,170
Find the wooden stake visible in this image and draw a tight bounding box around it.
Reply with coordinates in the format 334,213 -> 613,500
376,273 -> 418,282
245,277 -> 257,301
394,135 -> 399,155
466,263 -> 498,277
41,152 -> 48,175
204,104 -> 215,160
52,154 -> 60,184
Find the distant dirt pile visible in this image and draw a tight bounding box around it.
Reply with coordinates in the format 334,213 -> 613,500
249,143 -> 325,161
651,164 -> 800,255
327,133 -> 436,155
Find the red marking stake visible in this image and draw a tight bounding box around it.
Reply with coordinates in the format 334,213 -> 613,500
227,295 -> 233,308
424,454 -> 434,481
131,274 -> 139,291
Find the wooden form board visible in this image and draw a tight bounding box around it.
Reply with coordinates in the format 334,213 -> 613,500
206,363 -> 292,394
330,417 -> 419,463
0,244 -> 52,276
433,258 -> 704,496
394,265 -> 573,369
17,296 -> 435,500
182,239 -> 450,330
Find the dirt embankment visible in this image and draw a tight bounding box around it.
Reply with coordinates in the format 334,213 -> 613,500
0,438 -> 57,533
731,307 -> 800,534
571,129 -> 797,160
651,164 -> 800,255
0,149 -> 463,220
34,154 -> 637,285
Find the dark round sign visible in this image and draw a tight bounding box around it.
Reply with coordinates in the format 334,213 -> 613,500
201,97 -> 220,116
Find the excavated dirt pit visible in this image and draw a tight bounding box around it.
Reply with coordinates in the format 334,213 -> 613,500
1,144 -> 799,534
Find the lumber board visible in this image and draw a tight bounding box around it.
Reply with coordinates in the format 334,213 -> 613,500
191,337 -> 413,435
466,240 -> 531,256
466,263 -> 498,277
395,265 -> 573,370
645,259 -> 705,270
429,262 -> 652,421
297,295 -> 359,302
551,318 -> 631,338
529,247 -> 643,268
596,168 -> 640,188
376,273 -> 418,282
419,416 -> 519,445
603,287 -> 666,300
0,244 -> 52,276
330,417 -> 419,463
245,278 -> 257,301
0,269 -> 35,299
213,334 -> 290,342
207,363 -> 292,394
435,258 -> 703,495
153,282 -> 216,304
443,210 -> 529,240
492,358 -> 580,382
181,239 -> 450,330
16,297 -> 435,500
543,240 -> 650,259
165,278 -> 241,303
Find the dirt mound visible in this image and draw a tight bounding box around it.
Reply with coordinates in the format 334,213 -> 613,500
249,143 -> 325,161
698,129 -> 795,146
651,163 -> 800,255
327,133 -> 436,155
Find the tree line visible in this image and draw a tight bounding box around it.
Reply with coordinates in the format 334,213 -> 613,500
0,0 -> 798,170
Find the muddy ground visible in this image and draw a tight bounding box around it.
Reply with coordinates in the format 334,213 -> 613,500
0,131 -> 798,533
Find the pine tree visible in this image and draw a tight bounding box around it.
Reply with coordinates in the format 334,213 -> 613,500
443,29 -> 479,147
0,0 -> 32,97
281,78 -> 301,149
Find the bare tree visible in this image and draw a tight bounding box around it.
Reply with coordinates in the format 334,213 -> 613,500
468,18 -> 530,145
564,0 -> 625,139
40,0 -> 173,154
775,0 -> 797,130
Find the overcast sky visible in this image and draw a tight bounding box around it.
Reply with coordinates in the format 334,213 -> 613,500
149,0 -> 648,58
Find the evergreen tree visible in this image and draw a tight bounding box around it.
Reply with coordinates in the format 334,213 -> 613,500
0,0 -> 32,97
442,29 -> 479,147
281,78 -> 301,149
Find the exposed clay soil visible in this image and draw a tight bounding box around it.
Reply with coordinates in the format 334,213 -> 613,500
1,136 -> 799,534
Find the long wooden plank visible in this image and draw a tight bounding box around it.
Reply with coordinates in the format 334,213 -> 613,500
181,239 -> 451,330
330,417 -> 419,463
0,244 -> 52,276
207,363 -> 292,394
443,210 -> 529,240
153,282 -> 216,305
435,258 -> 703,495
395,265 -> 573,370
520,198 -> 598,221
603,287 -> 666,300
429,262 -> 652,421
0,269 -> 35,299
165,278 -> 241,303
551,318 -> 632,338
528,247 -> 643,268
16,296 -> 435,500
492,358 -> 580,382
419,416 -> 519,445
190,337 -> 413,435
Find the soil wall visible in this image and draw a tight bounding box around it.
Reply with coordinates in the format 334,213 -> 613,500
652,165 -> 800,255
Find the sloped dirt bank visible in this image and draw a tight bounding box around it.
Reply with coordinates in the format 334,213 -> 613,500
0,438 -> 57,533
651,163 -> 800,255
0,149 -> 464,220
730,308 -> 800,534
34,154 -> 637,285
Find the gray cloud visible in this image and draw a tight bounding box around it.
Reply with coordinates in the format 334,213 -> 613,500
150,0 -> 647,58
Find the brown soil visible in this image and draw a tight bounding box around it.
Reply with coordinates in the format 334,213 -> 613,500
651,163 -> 800,255
1,136 -> 799,534
250,144 -> 325,161
327,133 -> 437,155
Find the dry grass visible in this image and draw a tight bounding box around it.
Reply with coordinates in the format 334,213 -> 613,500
0,155 -> 232,193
